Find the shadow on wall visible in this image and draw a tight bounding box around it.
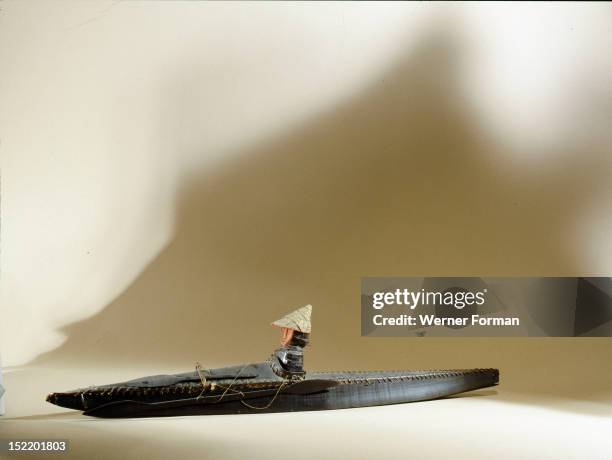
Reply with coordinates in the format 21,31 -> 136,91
34,28 -> 612,408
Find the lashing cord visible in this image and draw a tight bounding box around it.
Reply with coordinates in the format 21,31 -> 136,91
195,362 -> 289,410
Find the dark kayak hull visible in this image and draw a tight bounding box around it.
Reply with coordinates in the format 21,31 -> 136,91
76,368 -> 498,418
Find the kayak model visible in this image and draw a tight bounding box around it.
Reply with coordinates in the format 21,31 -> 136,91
46,305 -> 499,418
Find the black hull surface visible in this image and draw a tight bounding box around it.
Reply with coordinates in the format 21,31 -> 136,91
78,369 -> 499,418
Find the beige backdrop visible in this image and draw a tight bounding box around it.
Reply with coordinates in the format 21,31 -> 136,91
1,2 -> 612,459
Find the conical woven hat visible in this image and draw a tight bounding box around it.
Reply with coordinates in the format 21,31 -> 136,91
271,305 -> 312,333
